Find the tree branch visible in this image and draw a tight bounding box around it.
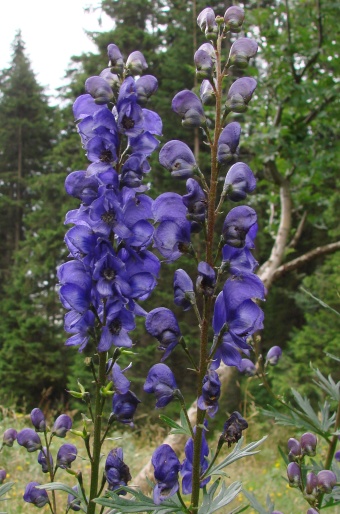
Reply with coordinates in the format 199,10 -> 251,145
288,210 -> 308,248
284,0 -> 299,83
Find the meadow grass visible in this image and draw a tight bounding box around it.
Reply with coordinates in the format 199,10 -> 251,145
0,408 -> 338,514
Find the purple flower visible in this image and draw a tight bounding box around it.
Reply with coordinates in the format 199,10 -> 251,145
135,75 -> 158,106
172,90 -> 206,128
0,469 -> 6,484
287,438 -> 301,461
23,482 -> 49,508
126,51 -> 148,75
144,364 -> 178,408
112,391 -> 141,426
223,162 -> 256,201
38,448 -> 53,473
229,38 -> 258,69
221,411 -> 248,446
85,76 -> 113,104
266,346 -> 282,365
224,6 -> 245,33
197,369 -> 221,417
2,428 -> 17,447
159,140 -> 197,179
109,361 -> 131,395
316,470 -> 337,493
239,358 -> 256,376
197,7 -> 218,38
217,122 -> 241,165
307,509 -> 319,514
105,448 -> 131,492
196,261 -> 216,297
222,243 -> 258,276
183,178 -> 207,229
67,485 -> 81,512
30,408 -> 46,432
52,414 -> 72,437
98,303 -> 135,352
56,444 -> 78,469
194,45 -> 215,79
200,80 -> 215,105
223,206 -> 258,248
287,462 -> 301,487
17,429 -> 42,452
145,308 -> 181,360
226,77 -> 257,113
305,472 -> 318,495
181,428 -> 210,494
300,432 -> 317,456
173,268 -> 194,311
335,450 -> 340,462
107,44 -> 124,74
152,444 -> 181,504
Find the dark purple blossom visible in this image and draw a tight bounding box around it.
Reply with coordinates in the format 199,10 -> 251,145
198,369 -> 221,417
120,153 -> 151,188
30,408 -> 46,432
196,261 -> 216,297
194,45 -> 215,79
117,98 -> 144,138
173,268 -> 194,311
239,358 -> 256,376
317,470 -> 337,493
37,448 -> 53,473
305,472 -> 318,495
144,363 -> 178,408
183,178 -> 207,228
52,414 -> 72,438
181,428 -> 210,494
197,7 -> 218,38
221,411 -> 248,446
159,140 -> 197,179
126,51 -> 148,75
98,302 -> 135,352
223,162 -> 256,201
224,6 -> 245,32
2,428 -> 17,447
210,334 -> 243,370
172,90 -> 206,128
226,77 -> 257,113
0,469 -> 6,484
135,75 -> 158,106
64,309 -> 95,351
56,444 -> 78,469
287,462 -> 301,487
287,438 -> 301,461
145,307 -> 181,360
67,485 -> 81,512
107,44 -> 124,74
301,433 -> 317,457
85,76 -> 113,104
152,444 -> 181,504
17,429 -> 42,452
105,448 -> 131,492
112,391 -> 141,426
217,122 -> 241,165
229,38 -> 258,69
23,482 -> 49,508
266,346 -> 282,365
223,206 -> 258,248
109,361 -> 131,395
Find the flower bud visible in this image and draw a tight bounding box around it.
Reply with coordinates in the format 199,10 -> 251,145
2,428 -> 17,447
226,77 -> 257,113
305,471 -> 318,496
223,162 -> 256,201
196,261 -> 216,297
17,429 -> 42,452
112,391 -> 141,426
197,8 -> 218,39
144,363 -> 178,408
194,44 -> 215,79
218,122 -> 241,165
300,432 -> 317,457
173,269 -> 194,311
38,447 -> 53,473
266,345 -> 282,365
316,470 -> 337,493
52,414 -> 72,437
23,482 -> 49,508
182,178 -> 207,225
223,206 -> 257,248
224,6 -> 245,33
126,51 -> 148,76
85,76 -> 113,105
172,90 -> 205,128
159,140 -> 197,179
67,485 -> 81,512
239,358 -> 256,376
221,411 -> 248,447
287,462 -> 301,487
30,408 -> 46,432
287,437 -> 301,461
105,448 -> 131,492
0,469 -> 6,484
56,444 -> 78,469
107,44 -> 124,74
228,38 -> 258,69
200,80 -> 215,105
135,75 -> 158,106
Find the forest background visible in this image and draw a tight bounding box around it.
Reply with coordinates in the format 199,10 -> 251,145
0,0 -> 339,427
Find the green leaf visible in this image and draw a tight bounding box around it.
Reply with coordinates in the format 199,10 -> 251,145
312,365 -> 340,402
0,481 -> 14,501
198,481 -> 242,514
158,414 -> 191,437
37,482 -> 87,511
242,490 -> 270,514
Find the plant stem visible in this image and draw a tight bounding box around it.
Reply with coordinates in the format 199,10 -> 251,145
43,432 -> 57,514
87,351 -> 107,514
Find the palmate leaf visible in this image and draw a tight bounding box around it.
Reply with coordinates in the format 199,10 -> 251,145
207,436 -> 267,477
159,414 -> 192,437
198,480 -> 242,514
242,490 -> 272,514
93,486 -> 184,513
312,365 -> 340,402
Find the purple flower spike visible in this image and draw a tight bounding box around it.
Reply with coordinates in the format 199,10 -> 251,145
266,346 -> 282,365
305,471 -> 318,495
239,358 -> 256,376
23,482 -> 49,508
197,7 -> 218,39
223,162 -> 256,202
52,414 -> 72,438
197,369 -> 221,417
17,429 -> 42,452
0,469 -> 6,484
112,391 -> 141,426
144,363 -> 178,408
217,122 -> 241,165
38,447 -> 53,473
159,140 -> 197,179
221,411 -> 248,446
135,75 -> 158,106
107,44 -> 124,74
145,307 -> 181,360
287,438 -> 301,461
152,444 -> 181,504
85,76 -> 113,105
2,428 -> 17,447
105,448 -> 131,493
229,38 -> 258,69
224,6 -> 245,33
172,90 -> 205,128
30,408 -> 46,432
300,432 -> 317,456
223,206 -> 257,248
196,261 -> 216,296
126,51 -> 148,75
200,80 -> 215,106
56,443 -> 78,469
226,77 -> 257,113
317,470 -> 337,493
287,462 -> 301,487
67,485 -> 81,512
173,269 -> 194,311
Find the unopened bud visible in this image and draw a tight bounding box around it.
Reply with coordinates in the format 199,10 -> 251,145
316,470 -> 337,493
287,438 -> 301,461
287,462 -> 301,487
300,432 -> 317,456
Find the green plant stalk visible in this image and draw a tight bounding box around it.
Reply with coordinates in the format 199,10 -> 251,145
43,432 -> 57,514
87,351 -> 107,514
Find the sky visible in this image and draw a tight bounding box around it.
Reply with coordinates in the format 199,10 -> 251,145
0,0 -> 112,102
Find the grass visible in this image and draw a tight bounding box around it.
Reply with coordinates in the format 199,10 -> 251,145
0,408 -> 339,514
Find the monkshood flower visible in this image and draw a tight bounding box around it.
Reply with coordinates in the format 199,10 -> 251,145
0,469 -> 6,484
17,429 -> 42,452
112,391 -> 141,426
2,428 -> 17,447
98,301 -> 136,352
200,80 -> 215,105
38,448 -> 53,473
108,361 -> 131,395
135,75 -> 158,106
67,485 -> 81,512
107,44 -> 124,74
228,38 -> 258,69
196,261 -> 216,297
23,482 -> 49,508
120,152 -> 151,188
223,206 -> 258,248
173,268 -> 194,311
197,7 -> 218,39
222,242 -> 258,276
57,260 -> 92,314
126,51 -> 148,76
52,414 -> 72,437
197,369 -> 221,417
144,363 -> 178,408
99,68 -> 120,92
287,462 -> 301,487
217,122 -> 241,166
85,76 -> 113,104
316,470 -> 337,493
159,140 -> 197,179
287,438 -> 301,461
223,162 -> 256,202
305,472 -> 318,496
266,345 -> 282,365
56,444 -> 78,469
335,450 -> 340,462
105,448 -> 132,492
30,408 -> 46,432
145,307 -> 181,360
220,411 -> 248,447
194,44 -> 215,80
181,427 -> 210,494
300,432 -> 317,456
172,90 -> 206,128
182,178 -> 207,227
64,309 -> 95,351
239,358 -> 256,376
210,334 -> 243,370
225,77 -> 257,113
224,5 -> 245,33
152,444 -> 181,504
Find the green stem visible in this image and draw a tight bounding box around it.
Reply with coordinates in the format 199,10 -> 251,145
43,432 -> 57,514
177,491 -> 190,513
87,351 -> 107,514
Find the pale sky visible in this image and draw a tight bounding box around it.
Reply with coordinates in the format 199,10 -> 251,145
0,0 -> 112,102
